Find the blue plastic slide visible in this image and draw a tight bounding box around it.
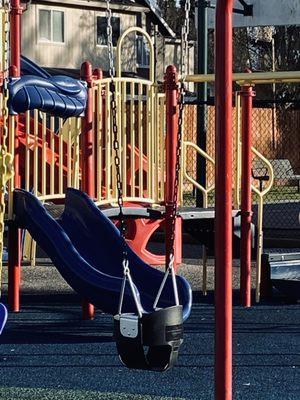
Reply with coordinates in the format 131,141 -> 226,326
8,56 -> 87,118
0,303 -> 8,334
20,55 -> 51,79
13,189 -> 192,320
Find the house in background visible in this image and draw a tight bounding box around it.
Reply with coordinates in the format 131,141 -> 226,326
20,0 -> 194,80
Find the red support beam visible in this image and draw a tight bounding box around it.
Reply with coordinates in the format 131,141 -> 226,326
8,0 -> 22,314
8,223 -> 21,311
240,83 -> 255,307
10,0 -> 22,75
80,61 -> 95,199
93,68 -> 103,80
164,65 -> 180,270
9,65 -> 21,188
80,61 -> 95,320
9,0 -> 21,188
92,68 -> 103,193
214,1 -> 234,399
8,64 -> 21,312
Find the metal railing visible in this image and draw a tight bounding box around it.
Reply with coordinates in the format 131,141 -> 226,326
182,140 -> 215,294
92,78 -> 165,206
251,148 -> 274,302
7,111 -> 81,266
10,112 -> 81,202
90,27 -> 164,206
185,71 -> 300,84
181,90 -> 275,301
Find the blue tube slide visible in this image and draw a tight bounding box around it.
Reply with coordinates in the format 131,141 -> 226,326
13,189 -> 192,320
8,56 -> 87,118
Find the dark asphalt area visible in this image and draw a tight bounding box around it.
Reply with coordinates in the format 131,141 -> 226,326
0,254 -> 299,399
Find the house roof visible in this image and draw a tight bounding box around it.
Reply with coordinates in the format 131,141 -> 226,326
110,0 -> 175,38
137,0 -> 175,38
109,0 -> 175,38
98,1 -> 175,38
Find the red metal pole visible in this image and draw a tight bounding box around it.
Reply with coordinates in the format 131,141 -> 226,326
215,1 -> 234,399
164,65 -> 179,270
93,68 -> 102,80
8,221 -> 21,311
10,0 -> 22,75
80,61 -> 95,320
80,61 -> 95,199
240,84 -> 255,307
8,0 -> 22,313
92,68 -> 103,192
8,66 -> 21,311
9,65 -> 21,188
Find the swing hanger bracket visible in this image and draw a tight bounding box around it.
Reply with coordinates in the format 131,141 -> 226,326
119,314 -> 139,339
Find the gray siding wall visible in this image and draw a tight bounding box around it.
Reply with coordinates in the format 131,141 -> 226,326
156,36 -> 195,84
21,4 -> 137,72
21,3 -> 195,81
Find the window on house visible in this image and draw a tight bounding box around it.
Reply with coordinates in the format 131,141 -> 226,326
96,16 -> 120,46
39,9 -> 64,43
136,36 -> 150,68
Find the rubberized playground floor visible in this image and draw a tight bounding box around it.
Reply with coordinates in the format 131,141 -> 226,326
0,248 -> 299,400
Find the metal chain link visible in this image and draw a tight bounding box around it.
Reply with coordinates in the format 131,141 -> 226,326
106,0 -> 115,79
167,0 -> 190,263
105,0 -> 128,263
105,0 -> 190,309
180,0 -> 191,79
0,3 -> 14,297
106,0 -> 145,317
1,1 -> 10,154
151,0 -> 192,310
153,0 -> 190,306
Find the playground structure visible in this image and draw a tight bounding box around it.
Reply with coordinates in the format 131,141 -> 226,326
0,0 -> 195,372
4,23 -> 279,306
0,0 -> 299,398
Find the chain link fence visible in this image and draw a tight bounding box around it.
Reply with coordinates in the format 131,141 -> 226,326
251,102 -> 300,235
183,100 -> 300,235
182,103 -> 237,208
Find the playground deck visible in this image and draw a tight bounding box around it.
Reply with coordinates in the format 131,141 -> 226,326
0,252 -> 299,400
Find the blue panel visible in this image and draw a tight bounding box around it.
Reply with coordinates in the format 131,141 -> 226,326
13,189 -> 192,321
0,303 -> 8,335
8,75 -> 87,118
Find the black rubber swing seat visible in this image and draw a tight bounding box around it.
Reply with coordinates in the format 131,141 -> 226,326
114,305 -> 183,371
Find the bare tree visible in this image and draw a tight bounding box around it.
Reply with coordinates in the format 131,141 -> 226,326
157,0 -> 196,38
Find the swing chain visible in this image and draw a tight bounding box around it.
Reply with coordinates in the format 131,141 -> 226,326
1,2 -> 10,156
106,0 -> 144,317
106,0 -> 127,249
167,0 -> 190,263
106,0 -> 115,79
180,0 -> 191,78
153,0 -> 190,308
0,4 -> 13,298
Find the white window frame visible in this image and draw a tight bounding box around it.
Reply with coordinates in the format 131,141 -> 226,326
95,15 -> 120,47
38,8 -> 65,44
